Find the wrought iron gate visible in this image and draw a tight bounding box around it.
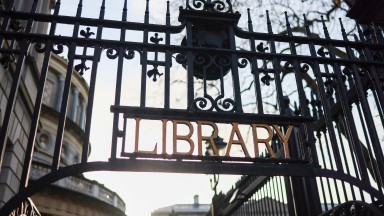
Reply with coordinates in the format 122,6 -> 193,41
0,0 -> 384,215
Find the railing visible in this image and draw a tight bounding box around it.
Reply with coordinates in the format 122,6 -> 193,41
0,0 -> 384,215
29,163 -> 125,212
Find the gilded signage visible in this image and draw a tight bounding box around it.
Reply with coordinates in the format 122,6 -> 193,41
129,118 -> 294,159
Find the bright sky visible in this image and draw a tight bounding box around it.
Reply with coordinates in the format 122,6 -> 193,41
56,1 -> 240,215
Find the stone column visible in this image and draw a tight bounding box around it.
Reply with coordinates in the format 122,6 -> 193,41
79,100 -> 87,129
55,75 -> 65,111
71,88 -> 79,122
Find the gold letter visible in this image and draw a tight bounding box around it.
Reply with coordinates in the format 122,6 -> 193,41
225,123 -> 250,158
273,125 -> 294,158
197,121 -> 219,156
134,118 -> 158,154
251,124 -> 275,158
161,119 -> 168,155
173,120 -> 194,155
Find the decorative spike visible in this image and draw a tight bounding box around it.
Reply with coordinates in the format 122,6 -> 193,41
321,16 -> 330,39
99,0 -> 106,19
76,0 -> 83,17
303,14 -> 311,37
371,23 -> 383,44
145,0 -> 150,24
53,0 -> 61,16
166,1 -> 170,16
353,34 -> 360,43
266,10 -> 273,34
123,0 -> 128,11
166,1 -> 170,25
247,8 -> 253,32
311,90 -> 317,103
122,0 -> 128,21
356,24 -> 365,42
339,18 -> 348,40
284,12 -> 292,36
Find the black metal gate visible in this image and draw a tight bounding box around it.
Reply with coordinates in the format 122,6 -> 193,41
0,0 -> 384,215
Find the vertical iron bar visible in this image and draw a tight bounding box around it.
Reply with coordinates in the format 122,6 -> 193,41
81,0 -> 105,163
316,132 -> 329,210
51,0 -> 83,171
111,0 -> 128,159
322,129 -> 341,204
164,1 -> 171,110
317,131 -> 334,208
19,0 -> 61,190
273,177 -> 282,215
0,0 -> 38,169
228,23 -> 243,113
247,9 -> 263,114
285,12 -> 319,164
266,10 -> 285,113
335,120 -> 356,200
140,0 -> 149,108
269,180 -> 278,215
275,177 -> 283,215
340,20 -> 384,188
320,17 -> 370,183
186,21 -> 194,110
278,176 -> 287,214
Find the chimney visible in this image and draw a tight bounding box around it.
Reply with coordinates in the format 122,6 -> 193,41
193,195 -> 199,206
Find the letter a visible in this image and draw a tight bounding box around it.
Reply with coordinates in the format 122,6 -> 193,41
225,123 -> 250,158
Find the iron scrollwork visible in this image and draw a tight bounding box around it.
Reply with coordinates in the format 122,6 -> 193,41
185,0 -> 233,13
194,94 -> 235,112
75,27 -> 95,75
147,33 -> 164,82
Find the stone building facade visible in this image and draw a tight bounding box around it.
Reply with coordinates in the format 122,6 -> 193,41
0,0 -> 126,215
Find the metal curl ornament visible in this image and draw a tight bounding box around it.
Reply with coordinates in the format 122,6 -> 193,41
193,96 -> 214,111
215,96 -> 235,112
52,43 -> 64,55
34,43 -> 47,53
300,63 -> 309,73
106,47 -> 119,59
283,61 -> 294,72
175,53 -> 187,65
317,47 -> 329,57
237,58 -> 248,68
186,0 -> 233,13
215,55 -> 231,68
194,52 -> 211,66
124,48 -> 135,60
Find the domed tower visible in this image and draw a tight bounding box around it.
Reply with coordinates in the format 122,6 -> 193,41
30,54 -> 126,216
0,0 -> 126,215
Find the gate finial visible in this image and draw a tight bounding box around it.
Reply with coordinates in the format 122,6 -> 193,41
321,16 -> 330,39
266,10 -> 273,34
145,0 -> 150,23
99,0 -> 106,19
284,12 -> 293,36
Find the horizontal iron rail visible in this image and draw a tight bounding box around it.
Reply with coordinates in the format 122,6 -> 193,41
120,152 -> 309,164
110,106 -> 313,125
1,10 -> 384,50
2,31 -> 384,68
0,10 -> 185,33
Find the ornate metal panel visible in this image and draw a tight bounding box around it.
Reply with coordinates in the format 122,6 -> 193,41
0,0 -> 383,215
